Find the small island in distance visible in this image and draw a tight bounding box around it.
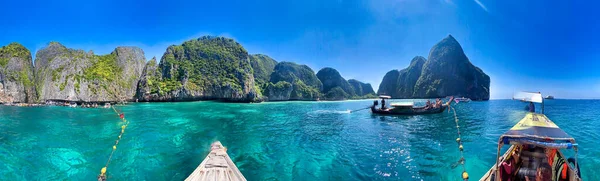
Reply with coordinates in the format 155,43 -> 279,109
0,34 -> 489,104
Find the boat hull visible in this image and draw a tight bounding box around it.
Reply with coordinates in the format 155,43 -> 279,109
371,106 -> 447,115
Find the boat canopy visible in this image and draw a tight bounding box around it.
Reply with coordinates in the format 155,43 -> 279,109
379,95 -> 391,99
499,113 -> 577,149
390,102 -> 414,107
513,91 -> 543,103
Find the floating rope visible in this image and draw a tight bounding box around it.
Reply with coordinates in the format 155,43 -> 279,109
449,104 -> 469,181
98,105 -> 129,181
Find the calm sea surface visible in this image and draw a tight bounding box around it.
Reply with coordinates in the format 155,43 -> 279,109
0,99 -> 598,180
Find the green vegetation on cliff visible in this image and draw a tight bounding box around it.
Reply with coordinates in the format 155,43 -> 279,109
290,79 -> 320,99
413,35 -> 490,100
249,54 -> 277,95
137,36 -> 258,102
34,42 -> 145,102
270,81 -> 292,89
378,35 -> 490,100
268,62 -> 322,100
348,79 -> 376,99
377,56 -> 425,98
0,43 -> 30,69
316,67 -> 355,100
324,87 -> 348,100
250,54 -> 277,83
0,43 -> 36,103
160,36 -> 250,93
18,69 -> 33,87
84,53 -> 122,82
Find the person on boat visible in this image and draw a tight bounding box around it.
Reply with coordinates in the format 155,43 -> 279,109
434,98 -> 442,108
524,165 -> 551,181
528,102 -> 535,112
381,98 -> 386,109
425,100 -> 432,109
500,148 -> 520,181
372,100 -> 379,109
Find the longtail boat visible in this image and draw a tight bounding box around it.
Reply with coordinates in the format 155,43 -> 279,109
185,141 -> 246,181
480,92 -> 582,181
371,96 -> 453,115
454,97 -> 472,103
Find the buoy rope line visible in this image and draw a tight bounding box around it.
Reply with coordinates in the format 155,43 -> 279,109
97,105 -> 129,181
450,104 -> 469,181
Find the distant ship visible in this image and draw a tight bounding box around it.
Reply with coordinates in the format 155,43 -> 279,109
545,95 -> 555,99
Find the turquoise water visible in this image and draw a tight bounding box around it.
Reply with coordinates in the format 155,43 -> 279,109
0,99 -> 598,180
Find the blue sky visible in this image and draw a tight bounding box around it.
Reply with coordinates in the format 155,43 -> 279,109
1,0 -> 599,99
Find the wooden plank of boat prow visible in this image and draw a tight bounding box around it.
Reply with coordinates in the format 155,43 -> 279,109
185,141 -> 247,181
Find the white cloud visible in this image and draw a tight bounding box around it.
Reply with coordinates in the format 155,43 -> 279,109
474,0 -> 489,12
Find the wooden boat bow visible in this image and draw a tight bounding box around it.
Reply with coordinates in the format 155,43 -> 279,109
185,141 -> 247,181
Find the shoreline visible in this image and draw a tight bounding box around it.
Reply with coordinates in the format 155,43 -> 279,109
0,98 -> 382,107
0,97 -> 495,107
0,96 -> 499,107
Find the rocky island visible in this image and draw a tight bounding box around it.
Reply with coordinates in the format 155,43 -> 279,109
317,67 -> 375,100
0,36 -> 376,104
136,36 -> 259,102
378,35 -> 490,100
34,42 -> 146,103
0,43 -> 36,103
0,35 -> 486,104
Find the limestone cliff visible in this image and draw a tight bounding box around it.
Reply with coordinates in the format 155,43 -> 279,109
136,36 -> 259,102
377,70 -> 400,97
0,43 -> 36,103
377,35 -> 490,100
249,54 -> 277,96
377,56 -> 425,98
348,79 -> 375,97
413,35 -> 490,100
267,62 -> 321,101
34,42 -> 146,102
316,67 -> 355,100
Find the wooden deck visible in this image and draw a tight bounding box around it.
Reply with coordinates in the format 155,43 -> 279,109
185,141 -> 246,181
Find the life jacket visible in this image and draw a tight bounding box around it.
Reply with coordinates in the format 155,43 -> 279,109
548,149 -> 568,181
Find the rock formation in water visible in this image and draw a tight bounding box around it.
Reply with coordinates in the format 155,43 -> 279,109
377,56 -> 425,98
136,36 -> 259,102
135,57 -> 159,100
249,54 -> 277,96
0,43 -> 36,103
348,79 -> 375,97
377,70 -> 400,97
34,42 -> 146,102
377,35 -> 490,100
267,62 -> 322,101
316,67 -> 355,100
413,35 -> 490,100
